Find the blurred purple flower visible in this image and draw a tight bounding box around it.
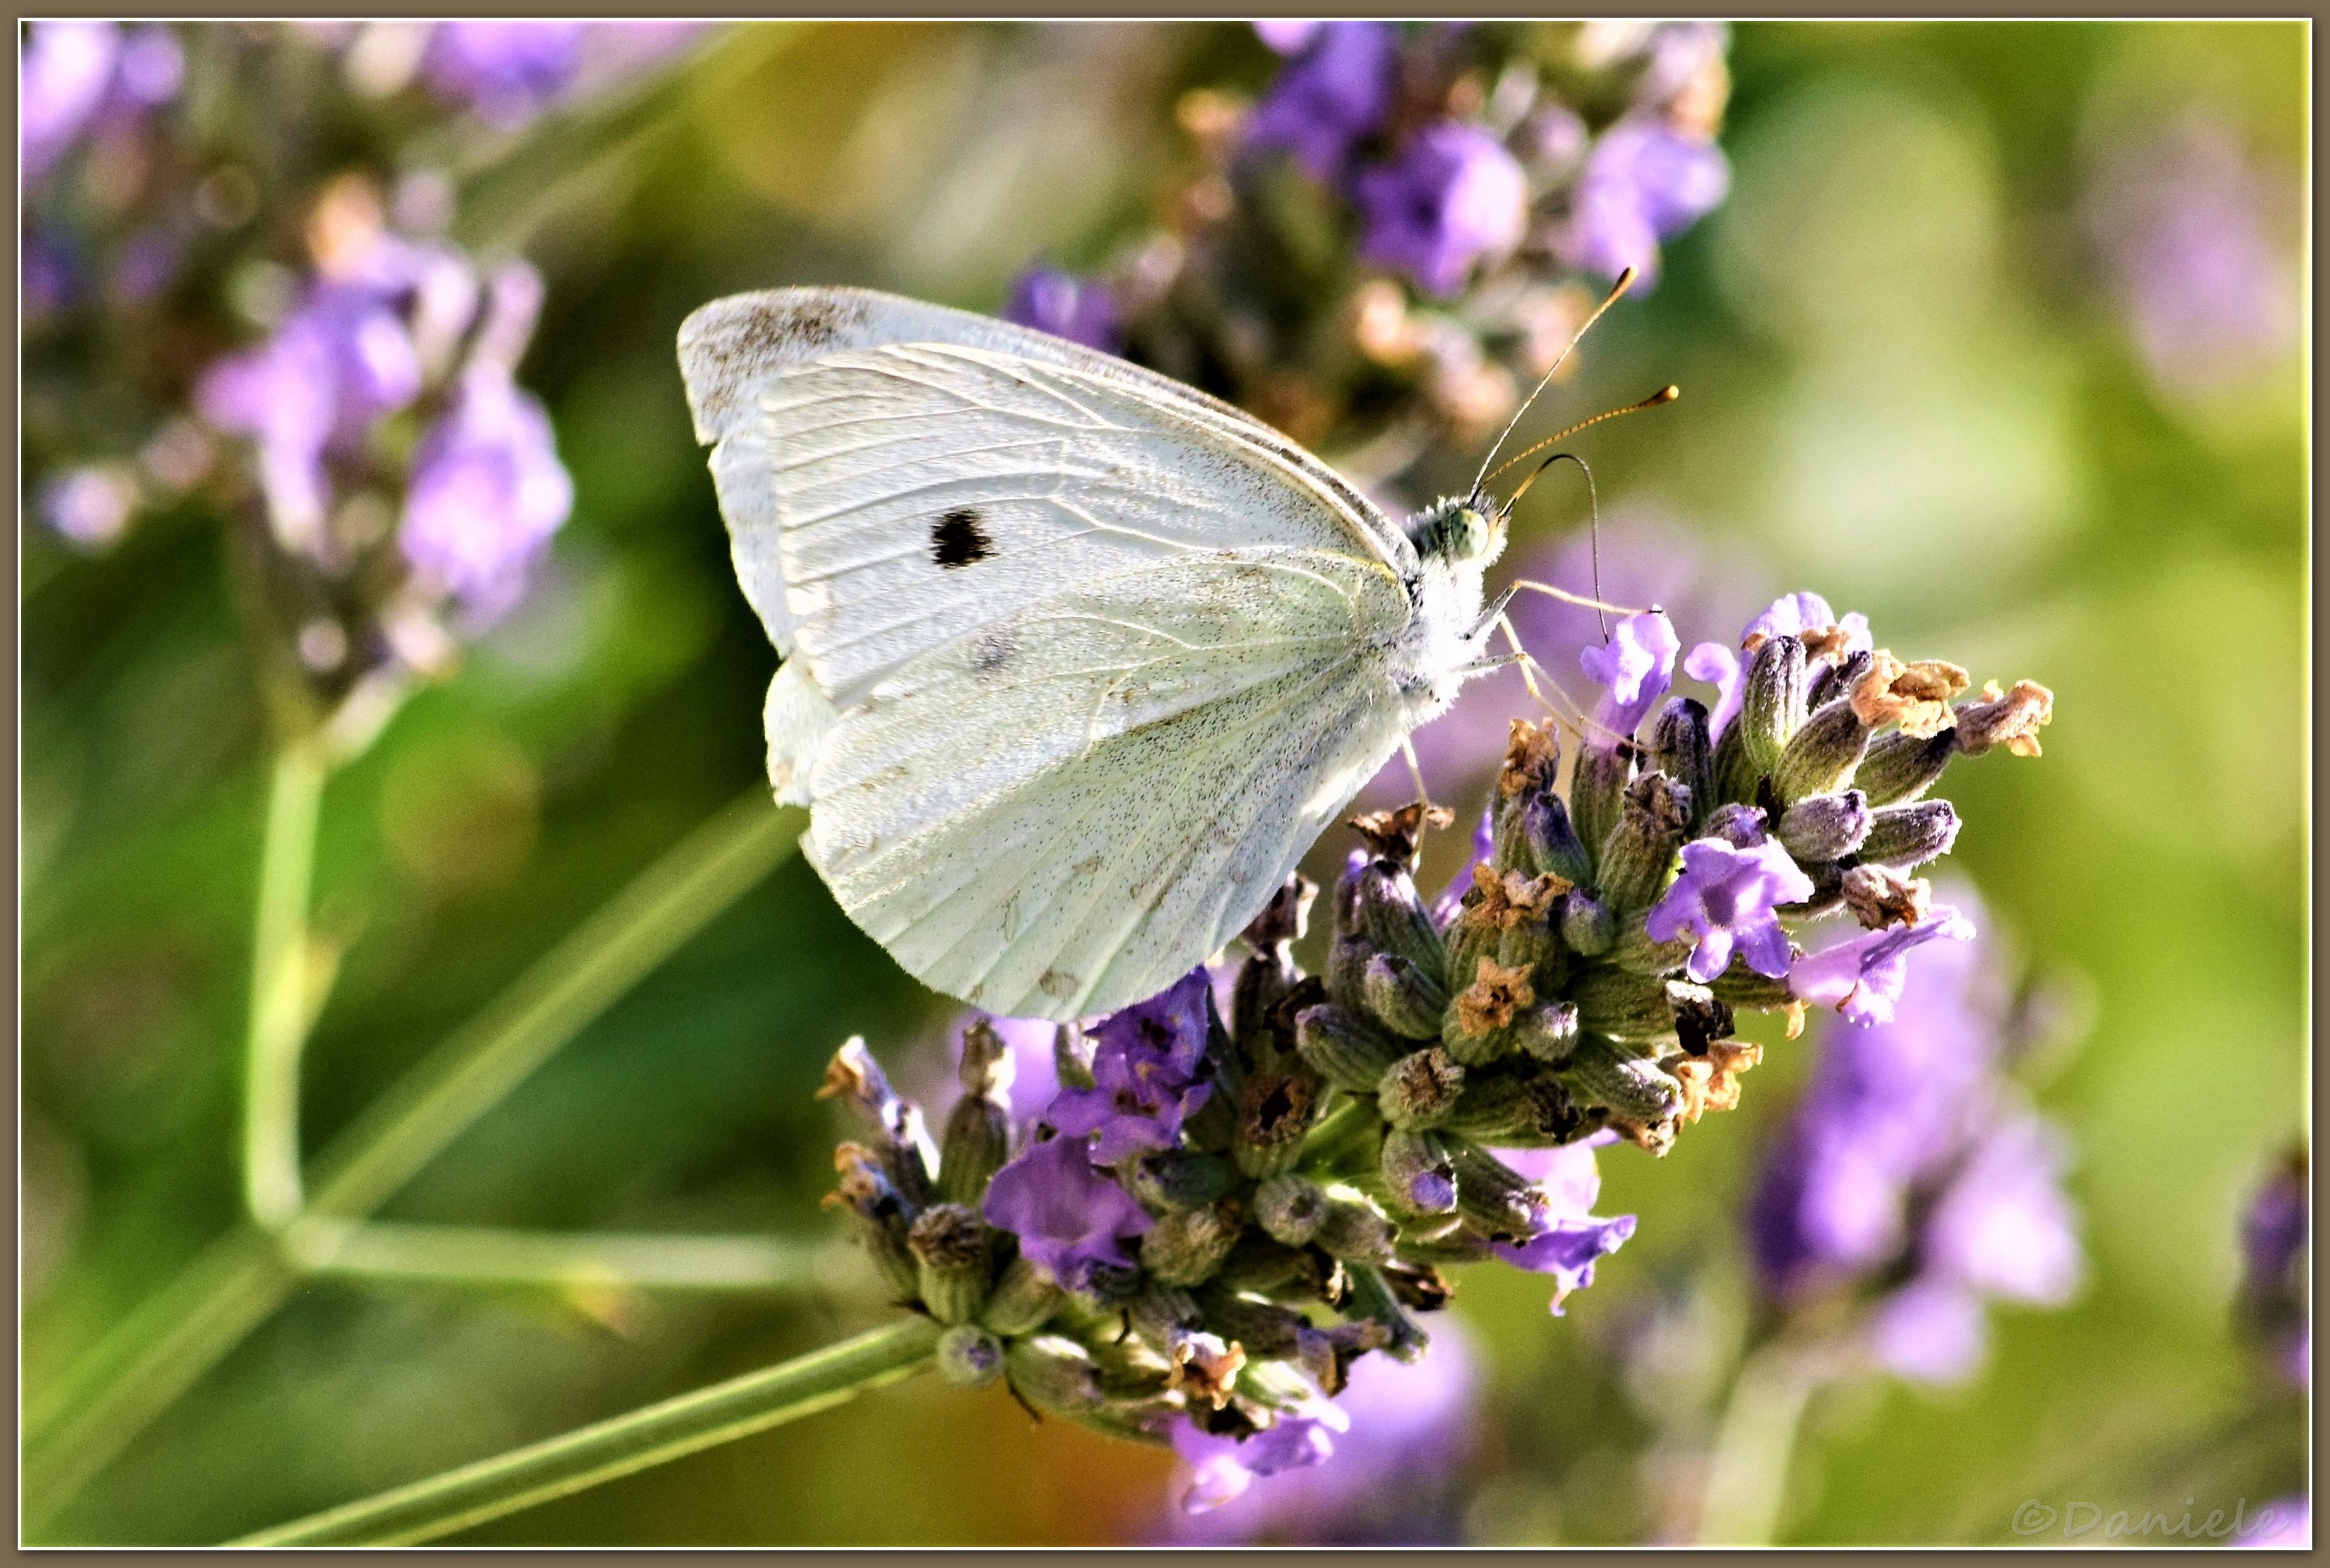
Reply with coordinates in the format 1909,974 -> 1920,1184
1252,20 -> 1324,56
2235,1496 -> 2309,1548
1748,893 -> 2082,1385
21,21 -> 120,180
1168,1320 -> 1479,1543
399,364 -> 573,624
1560,117 -> 1730,288
981,1132 -> 1154,1292
419,23 -> 585,129
1001,266 -> 1123,354
2238,1152 -> 2309,1389
1579,608 -> 1680,748
37,465 -> 139,550
1789,905 -> 1976,1028
1244,20 -> 1398,182
1353,122 -> 1529,297
198,281 -> 427,548
1647,833 -> 1815,984
1049,968 -> 1215,1163
2086,113 -> 2298,404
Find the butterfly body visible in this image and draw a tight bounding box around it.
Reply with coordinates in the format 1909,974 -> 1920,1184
679,287 -> 1502,1019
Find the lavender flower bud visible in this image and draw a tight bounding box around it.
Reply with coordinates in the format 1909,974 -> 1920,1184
1358,861 -> 1448,986
830,1142 -> 921,1298
1562,889 -> 1616,956
1379,1127 -> 1458,1216
1569,743 -> 1632,866
1314,1194 -> 1397,1263
1649,697 -> 1714,827
1776,789 -> 1873,862
1610,914 -> 1695,976
1345,1264 -> 1430,1362
1233,874 -> 1315,1043
981,1254 -> 1065,1336
1522,793 -> 1594,885
1131,1149 -> 1240,1212
1253,1173 -> 1328,1247
1053,1022 -> 1096,1094
1741,632 -> 1810,774
1571,967 -> 1677,1042
1858,799 -> 1961,871
1497,913 -> 1559,976
1853,727 -> 1959,806
1445,956 -> 1536,1067
1005,1334 -> 1106,1415
1380,1046 -> 1466,1130
1363,951 -> 1449,1039
1701,801 -> 1768,848
1194,1287 -> 1308,1361
1140,1200 -> 1245,1287
1771,700 -> 1871,804
1447,1139 -> 1544,1240
1598,772 -> 1692,915
1234,1068 -> 1323,1178
940,1062 -> 1012,1208
1513,1001 -> 1580,1065
1442,909 -> 1501,1014
908,1202 -> 993,1325
1563,1035 -> 1685,1122
937,1324 -> 1005,1388
1295,1003 -> 1403,1093
1442,1070 -> 1583,1144
1325,934 -> 1375,1013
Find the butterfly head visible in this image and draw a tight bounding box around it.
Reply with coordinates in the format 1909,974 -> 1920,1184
1409,494 -> 1505,566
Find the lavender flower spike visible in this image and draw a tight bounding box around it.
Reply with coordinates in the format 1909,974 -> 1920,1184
1788,905 -> 1976,1027
1647,834 -> 1815,983
1579,609 -> 1681,747
981,1132 -> 1153,1293
399,362 -> 573,624
1562,117 -> 1730,288
1353,122 -> 1529,298
1048,968 -> 1215,1164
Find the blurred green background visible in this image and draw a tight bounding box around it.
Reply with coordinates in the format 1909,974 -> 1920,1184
21,20 -> 2305,1545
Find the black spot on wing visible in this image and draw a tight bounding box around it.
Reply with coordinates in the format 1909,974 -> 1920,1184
932,508 -> 995,570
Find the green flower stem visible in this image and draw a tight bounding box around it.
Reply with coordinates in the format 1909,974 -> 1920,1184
286,1219 -> 841,1295
1694,1338 -> 1839,1545
243,740 -> 329,1229
232,1315 -> 943,1546
25,789 -> 803,1525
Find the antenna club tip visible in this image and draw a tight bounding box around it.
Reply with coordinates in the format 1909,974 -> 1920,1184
1658,384 -> 1680,402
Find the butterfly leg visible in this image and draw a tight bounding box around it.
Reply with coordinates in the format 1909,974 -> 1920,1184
1495,610 -> 1597,743
1507,578 -> 1652,618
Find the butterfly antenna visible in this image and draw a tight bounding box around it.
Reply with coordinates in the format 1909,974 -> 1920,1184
1484,385 -> 1679,492
1469,267 -> 1639,502
1507,451 -> 1609,638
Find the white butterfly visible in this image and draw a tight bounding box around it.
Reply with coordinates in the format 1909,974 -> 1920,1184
678,285 -> 1512,1021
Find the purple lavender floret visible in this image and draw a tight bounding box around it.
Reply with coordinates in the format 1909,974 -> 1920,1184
2238,1153 -> 2309,1388
1242,20 -> 1398,182
1488,1133 -> 1637,1315
21,21 -> 121,180
1685,591 -> 1869,742
1647,833 -> 1815,983
1561,117 -> 1730,288
1579,609 -> 1681,748
1173,1401 -> 1347,1514
1788,906 -> 1975,1028
981,1132 -> 1154,1293
399,364 -> 574,624
1047,967 -> 1215,1164
1351,121 -> 1529,297
1001,266 -> 1124,354
1168,1324 -> 1479,1543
